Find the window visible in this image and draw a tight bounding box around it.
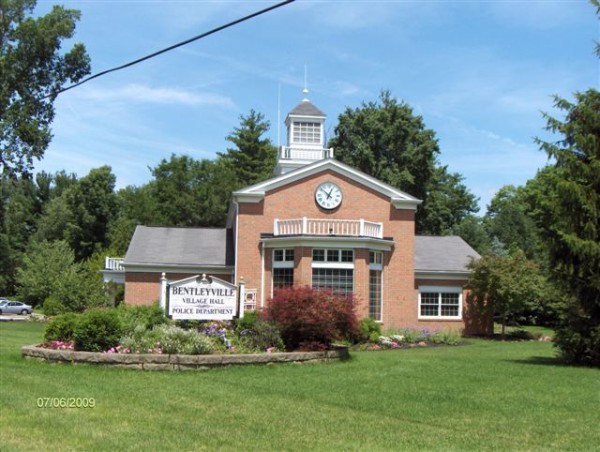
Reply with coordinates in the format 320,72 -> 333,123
369,251 -> 383,265
274,249 -> 294,263
418,286 -> 462,319
312,249 -> 353,263
369,270 -> 382,321
273,249 -> 294,289
368,251 -> 383,321
273,268 -> 294,289
312,268 -> 353,296
292,121 -> 321,144
312,248 -> 354,295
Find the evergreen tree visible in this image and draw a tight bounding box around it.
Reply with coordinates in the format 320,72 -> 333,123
536,89 -> 600,365
219,109 -> 277,186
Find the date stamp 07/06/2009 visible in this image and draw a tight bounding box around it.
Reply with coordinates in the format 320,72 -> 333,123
36,397 -> 96,408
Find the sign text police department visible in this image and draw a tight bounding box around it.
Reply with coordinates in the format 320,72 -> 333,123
168,275 -> 237,320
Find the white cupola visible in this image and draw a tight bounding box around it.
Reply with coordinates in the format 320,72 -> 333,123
274,88 -> 333,176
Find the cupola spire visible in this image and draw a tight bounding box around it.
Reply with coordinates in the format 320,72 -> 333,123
302,65 -> 309,102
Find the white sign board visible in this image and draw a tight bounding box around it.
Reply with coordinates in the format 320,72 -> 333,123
168,275 -> 237,320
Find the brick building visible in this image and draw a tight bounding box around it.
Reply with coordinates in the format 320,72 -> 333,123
119,94 -> 490,335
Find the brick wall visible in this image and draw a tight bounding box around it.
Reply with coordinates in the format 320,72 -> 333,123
235,170 -> 417,329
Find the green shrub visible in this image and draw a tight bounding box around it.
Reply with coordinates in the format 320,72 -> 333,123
73,308 -> 124,352
44,313 -> 80,342
118,303 -> 167,333
235,311 -> 259,333
369,331 -> 381,342
236,320 -> 284,353
42,296 -> 67,316
429,329 -> 462,345
156,325 -> 216,355
385,327 -> 428,343
119,324 -> 164,354
359,318 -> 381,342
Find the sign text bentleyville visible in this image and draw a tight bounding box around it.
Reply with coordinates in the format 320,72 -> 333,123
168,276 -> 237,320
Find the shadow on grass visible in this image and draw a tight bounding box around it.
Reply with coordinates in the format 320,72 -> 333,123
507,355 -> 566,367
505,355 -> 600,369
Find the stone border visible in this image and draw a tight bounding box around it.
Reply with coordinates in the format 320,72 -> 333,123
21,345 -> 350,371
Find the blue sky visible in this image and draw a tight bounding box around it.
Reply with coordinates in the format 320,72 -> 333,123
34,0 -> 598,211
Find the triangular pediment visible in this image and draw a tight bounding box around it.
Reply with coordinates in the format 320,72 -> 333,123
232,159 -> 421,210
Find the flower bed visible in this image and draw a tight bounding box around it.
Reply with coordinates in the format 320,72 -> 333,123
21,344 -> 349,371
354,327 -> 465,351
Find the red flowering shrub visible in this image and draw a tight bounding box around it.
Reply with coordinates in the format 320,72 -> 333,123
263,286 -> 359,351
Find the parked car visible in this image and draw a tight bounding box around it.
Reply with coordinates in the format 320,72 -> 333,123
0,300 -> 32,315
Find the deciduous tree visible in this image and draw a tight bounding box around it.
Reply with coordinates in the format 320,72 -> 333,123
64,166 -> 117,260
15,239 -> 107,311
330,90 -> 477,233
468,250 -> 547,339
1,0 -> 91,177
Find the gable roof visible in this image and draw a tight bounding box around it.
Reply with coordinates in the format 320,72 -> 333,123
232,158 -> 421,210
124,226 -> 233,269
415,236 -> 480,276
287,100 -> 326,118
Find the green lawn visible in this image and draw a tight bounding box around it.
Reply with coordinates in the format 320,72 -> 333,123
1,322 -> 598,451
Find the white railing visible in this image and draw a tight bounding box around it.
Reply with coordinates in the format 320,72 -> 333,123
279,146 -> 333,161
104,257 -> 124,271
274,218 -> 383,239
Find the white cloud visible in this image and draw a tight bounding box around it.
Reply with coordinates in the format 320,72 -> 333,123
77,84 -> 236,108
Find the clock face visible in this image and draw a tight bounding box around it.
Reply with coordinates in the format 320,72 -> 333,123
315,182 -> 342,210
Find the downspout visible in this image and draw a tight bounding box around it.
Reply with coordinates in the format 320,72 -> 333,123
232,198 -> 239,287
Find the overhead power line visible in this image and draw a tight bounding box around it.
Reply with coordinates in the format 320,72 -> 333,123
51,0 -> 295,98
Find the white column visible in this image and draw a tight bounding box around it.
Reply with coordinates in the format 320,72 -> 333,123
238,277 -> 246,319
159,272 -> 167,311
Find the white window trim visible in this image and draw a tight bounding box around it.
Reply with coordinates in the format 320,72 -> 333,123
418,285 -> 463,320
312,262 -> 354,270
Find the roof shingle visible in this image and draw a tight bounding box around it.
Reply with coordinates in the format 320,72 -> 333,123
414,236 -> 480,273
124,226 -> 233,267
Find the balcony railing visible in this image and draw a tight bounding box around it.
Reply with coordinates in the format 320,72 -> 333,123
104,257 -> 124,271
279,146 -> 334,161
274,218 -> 383,239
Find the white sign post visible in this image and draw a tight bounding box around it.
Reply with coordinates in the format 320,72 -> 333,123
167,274 -> 237,320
